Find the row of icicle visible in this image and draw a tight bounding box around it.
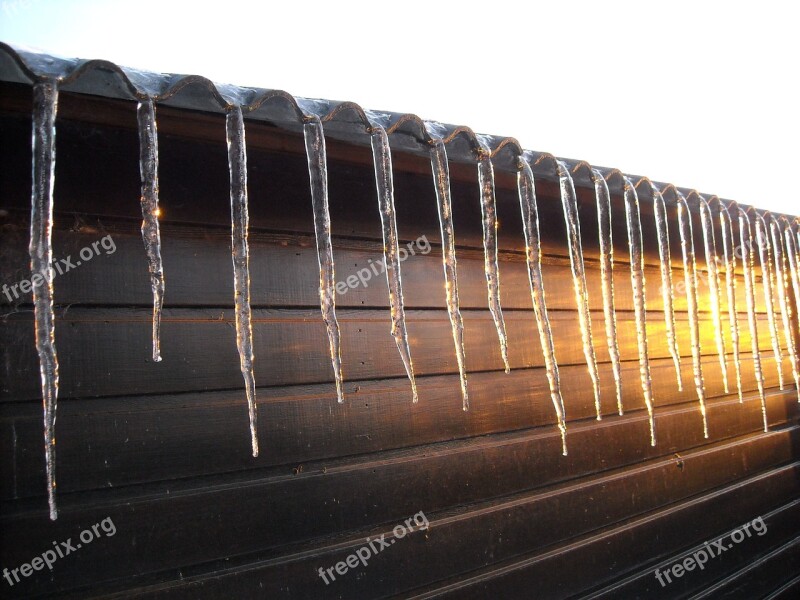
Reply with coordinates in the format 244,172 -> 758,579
26,80 -> 800,520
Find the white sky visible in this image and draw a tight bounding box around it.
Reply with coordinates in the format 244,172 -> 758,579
1,0 -> 798,214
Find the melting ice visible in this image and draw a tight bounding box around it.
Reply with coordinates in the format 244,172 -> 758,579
303,116 -> 344,403
426,129 -> 469,409
137,98 -> 165,363
226,106 -> 259,457
623,177 -> 656,445
556,160 -> 601,420
518,156 -> 568,455
594,170 -> 623,415
30,80 -> 60,520
370,127 -> 418,402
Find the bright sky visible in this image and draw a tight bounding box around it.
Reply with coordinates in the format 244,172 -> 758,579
1,0 -> 798,214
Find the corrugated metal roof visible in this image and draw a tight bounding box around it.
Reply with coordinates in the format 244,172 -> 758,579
0,41 -> 793,215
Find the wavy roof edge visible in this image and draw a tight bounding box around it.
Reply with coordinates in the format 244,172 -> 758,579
0,42 -> 795,220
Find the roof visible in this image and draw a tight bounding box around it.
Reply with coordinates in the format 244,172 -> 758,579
0,43 -> 759,205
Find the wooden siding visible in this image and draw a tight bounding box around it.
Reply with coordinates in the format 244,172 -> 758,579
1,84 -> 799,599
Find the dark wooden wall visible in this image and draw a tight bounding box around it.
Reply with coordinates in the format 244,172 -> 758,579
1,83 -> 799,599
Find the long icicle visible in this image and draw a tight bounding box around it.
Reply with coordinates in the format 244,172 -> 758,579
786,222 -> 800,322
795,221 -> 800,314
796,225 -> 800,277
783,224 -> 800,401
518,156 -> 568,455
754,213 -> 785,389
676,191 -> 709,436
738,209 -> 768,431
697,195 -> 729,393
769,217 -> 800,399
226,106 -> 259,457
303,116 -> 344,403
137,98 -> 165,363
370,126 -> 418,402
594,170 -> 623,415
716,202 -> 743,402
650,183 -> 682,391
794,223 -> 800,277
557,160 -> 601,420
427,134 -> 469,409
623,177 -> 656,445
785,221 -> 800,317
476,141 -> 510,372
31,79 -> 60,520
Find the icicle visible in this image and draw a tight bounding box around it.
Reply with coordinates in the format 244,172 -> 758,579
303,116 -> 344,403
226,106 -> 259,457
369,126 -> 418,402
792,223 -> 800,310
784,224 -> 800,401
697,195 -> 729,393
794,226 -> 800,258
675,191 -> 709,437
650,183 -> 682,391
475,140 -> 510,373
715,202 -> 743,402
784,223 -> 800,326
738,209 -> 768,431
754,214 -> 785,389
795,225 -> 800,272
623,177 -> 656,445
427,132 -> 469,409
594,170 -> 623,415
31,79 -> 60,520
137,98 -> 165,363
518,156 -> 568,455
556,160 -> 601,420
769,217 -> 800,399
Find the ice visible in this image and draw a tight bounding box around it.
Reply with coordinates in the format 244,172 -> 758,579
697,195 -> 729,393
737,209 -> 768,431
595,170 -> 623,415
303,116 -> 344,403
676,191 -> 709,437
137,99 -> 165,363
783,224 -> 800,401
650,183 -> 682,391
30,80 -> 60,520
476,142 -> 510,373
556,161 -> 601,420
769,217 -> 799,399
623,177 -> 656,445
518,155 -> 568,455
226,106 -> 259,457
370,127 -> 418,402
714,201 -> 743,402
426,130 -> 469,409
754,214 -> 785,389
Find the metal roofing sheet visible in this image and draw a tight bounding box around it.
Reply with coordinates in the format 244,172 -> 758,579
0,41 -> 793,217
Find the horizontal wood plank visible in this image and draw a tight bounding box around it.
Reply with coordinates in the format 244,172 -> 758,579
0,352 -> 789,501
401,465 -> 800,600
0,224 -> 772,315
0,305 -> 785,401
47,431 -> 798,600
